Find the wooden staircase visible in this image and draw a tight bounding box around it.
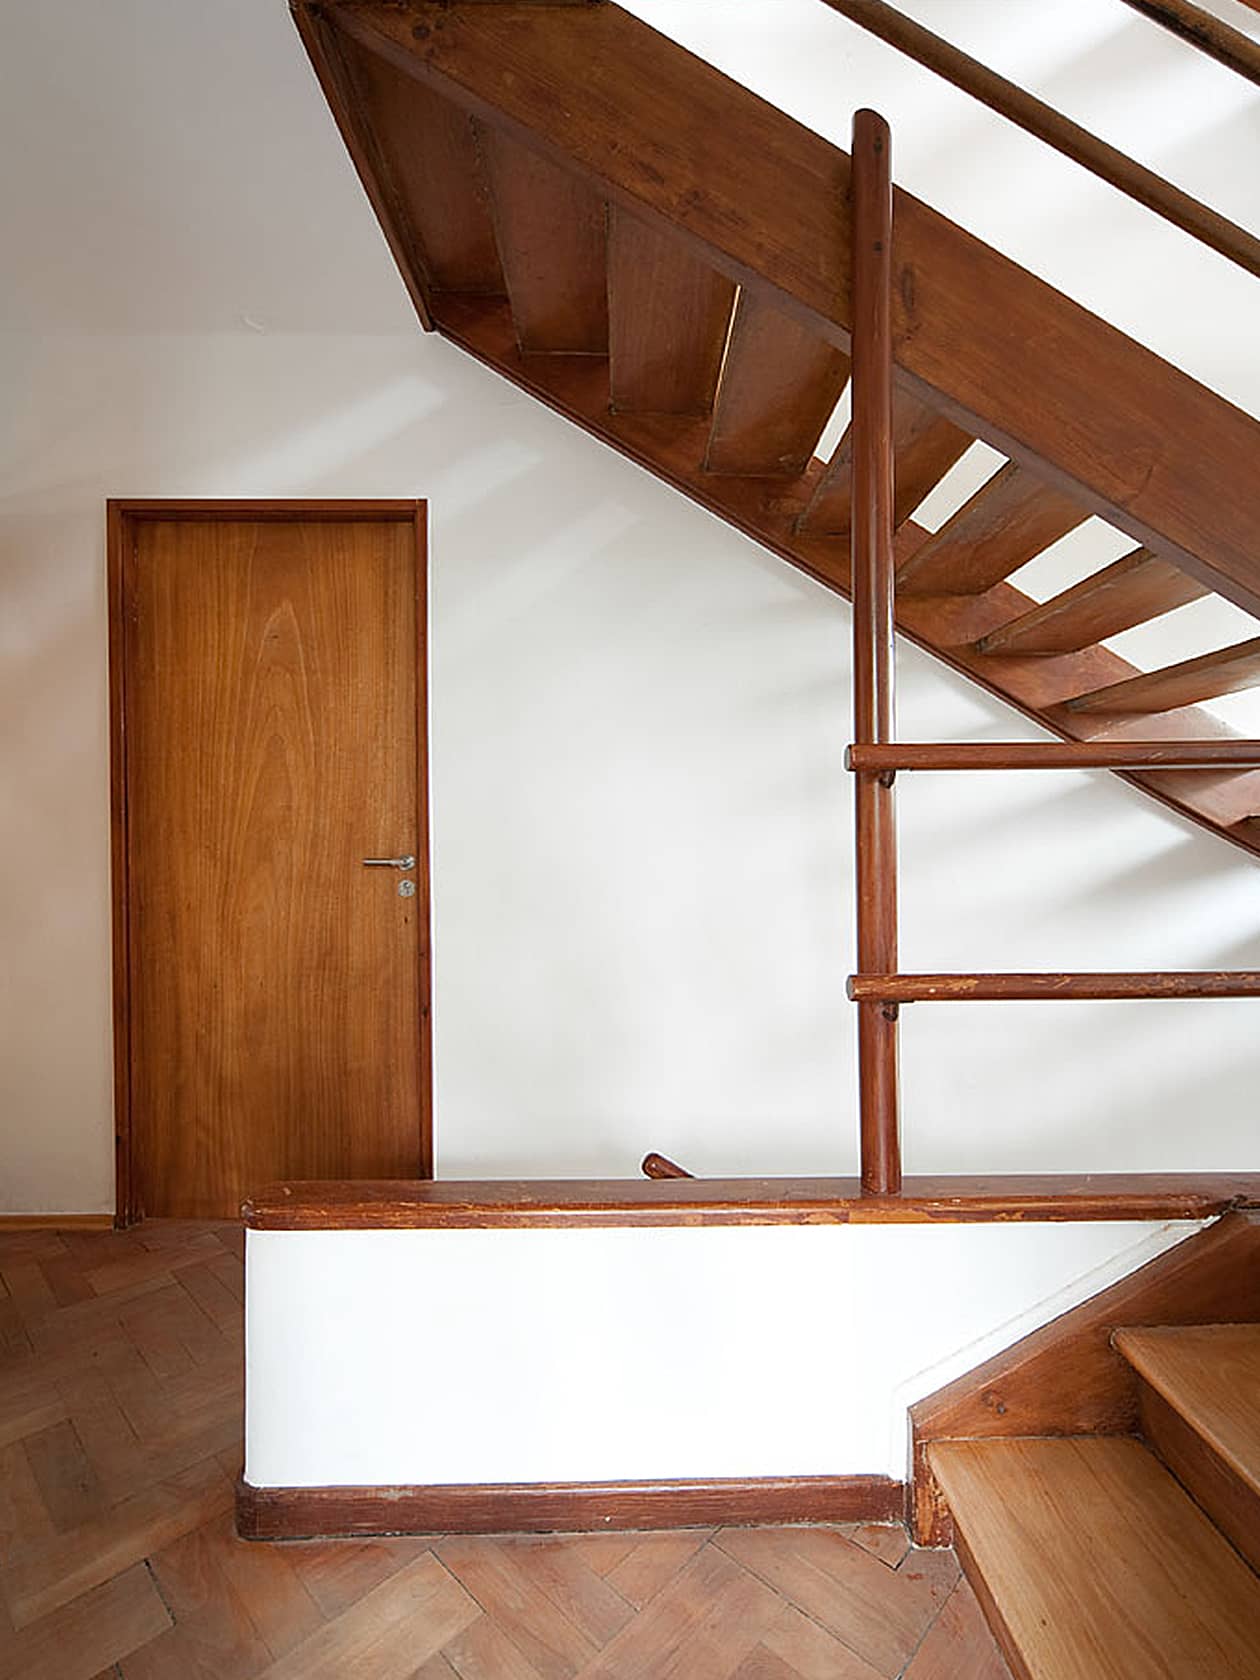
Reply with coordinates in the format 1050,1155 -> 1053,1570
929,1325 -> 1260,1679
292,0 -> 1260,859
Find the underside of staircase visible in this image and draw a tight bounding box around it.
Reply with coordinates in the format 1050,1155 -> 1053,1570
293,0 -> 1260,860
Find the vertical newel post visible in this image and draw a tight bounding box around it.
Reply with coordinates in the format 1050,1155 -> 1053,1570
850,109 -> 902,1196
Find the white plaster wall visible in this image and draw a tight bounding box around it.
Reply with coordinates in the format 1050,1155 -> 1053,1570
245,1221 -> 1200,1487
2,1 -> 1259,1211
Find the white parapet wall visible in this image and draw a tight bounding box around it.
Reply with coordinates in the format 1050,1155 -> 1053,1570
245,1218 -> 1201,1491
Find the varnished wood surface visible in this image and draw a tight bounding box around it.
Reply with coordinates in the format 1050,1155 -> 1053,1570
931,1437 -> 1260,1679
1067,634 -> 1260,715
0,1223 -> 1010,1679
704,291 -> 850,477
1135,1380 -> 1260,1576
480,122 -> 609,353
237,1474 -> 902,1539
847,742 -> 1260,771
848,971 -> 1260,1001
118,509 -> 430,1220
336,28 -> 505,299
896,462 -> 1087,596
801,389 -> 970,537
850,109 -> 901,1198
820,0 -> 1260,280
975,548 -> 1208,656
242,1175 -> 1260,1230
1116,1325 -> 1260,1500
607,209 -> 736,415
640,1152 -> 694,1180
1118,0 -> 1260,86
911,1213 -> 1260,1545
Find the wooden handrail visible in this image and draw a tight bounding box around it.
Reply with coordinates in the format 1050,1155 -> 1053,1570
818,0 -> 1260,282
849,973 -> 1260,1002
641,1152 -> 694,1180
850,109 -> 901,1199
1118,0 -> 1260,87
846,742 -> 1260,772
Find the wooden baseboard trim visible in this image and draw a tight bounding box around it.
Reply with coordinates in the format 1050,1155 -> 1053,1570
0,1214 -> 115,1231
235,1473 -> 903,1540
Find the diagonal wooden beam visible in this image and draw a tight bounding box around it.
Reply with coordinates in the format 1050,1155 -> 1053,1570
305,0 -> 1260,621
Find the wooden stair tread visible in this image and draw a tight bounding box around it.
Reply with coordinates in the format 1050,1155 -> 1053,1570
896,461 -> 1089,597
976,548 -> 1209,656
929,1437 -> 1260,1679
608,208 -> 735,415
1115,1324 -> 1260,1500
479,125 -> 609,355
1067,635 -> 1260,715
704,292 -> 850,478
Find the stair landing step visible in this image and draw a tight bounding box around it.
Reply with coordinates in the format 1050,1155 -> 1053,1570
929,1436 -> 1260,1679
1114,1324 -> 1260,1501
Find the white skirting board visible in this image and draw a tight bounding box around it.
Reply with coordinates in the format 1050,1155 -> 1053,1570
244,1219 -> 1201,1490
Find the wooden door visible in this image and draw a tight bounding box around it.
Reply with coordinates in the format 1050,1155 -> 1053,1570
110,502 -> 431,1220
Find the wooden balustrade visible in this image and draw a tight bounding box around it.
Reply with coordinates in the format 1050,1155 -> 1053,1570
843,112 -> 1260,1195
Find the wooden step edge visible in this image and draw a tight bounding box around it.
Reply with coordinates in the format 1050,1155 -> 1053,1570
1114,1325 -> 1260,1505
1134,1373 -> 1260,1575
929,1437 -> 1260,1680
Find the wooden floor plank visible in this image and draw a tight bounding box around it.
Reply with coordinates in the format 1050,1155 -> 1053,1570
0,1365 -> 66,1449
902,1576 -> 1010,1680
210,1514 -> 326,1660
253,1553 -> 479,1680
497,1536 -> 636,1646
571,1541 -> 782,1680
22,1418 -> 109,1533
756,1601 -> 887,1678
2,1455 -> 233,1629
287,1536 -> 433,1620
601,1529 -> 712,1608
716,1529 -> 957,1677
0,1563 -> 170,1680
840,1521 -> 910,1569
436,1536 -> 599,1679
441,1611 -> 550,1680
930,1437 -> 1260,1679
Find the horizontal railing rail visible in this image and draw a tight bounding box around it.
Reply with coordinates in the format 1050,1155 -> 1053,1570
846,742 -> 1260,772
820,0 -> 1260,281
849,973 -> 1260,1003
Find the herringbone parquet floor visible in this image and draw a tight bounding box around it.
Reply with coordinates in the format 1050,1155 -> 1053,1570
0,1222 -> 1011,1679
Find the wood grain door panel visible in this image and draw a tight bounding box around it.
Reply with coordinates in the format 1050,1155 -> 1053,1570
114,506 -> 429,1219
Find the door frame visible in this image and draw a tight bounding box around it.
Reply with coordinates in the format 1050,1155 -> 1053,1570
107,499 -> 433,1227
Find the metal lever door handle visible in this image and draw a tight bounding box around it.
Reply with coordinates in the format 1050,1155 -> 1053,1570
362,855 -> 416,870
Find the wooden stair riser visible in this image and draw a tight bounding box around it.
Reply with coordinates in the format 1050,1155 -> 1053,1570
1135,1377 -> 1260,1574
